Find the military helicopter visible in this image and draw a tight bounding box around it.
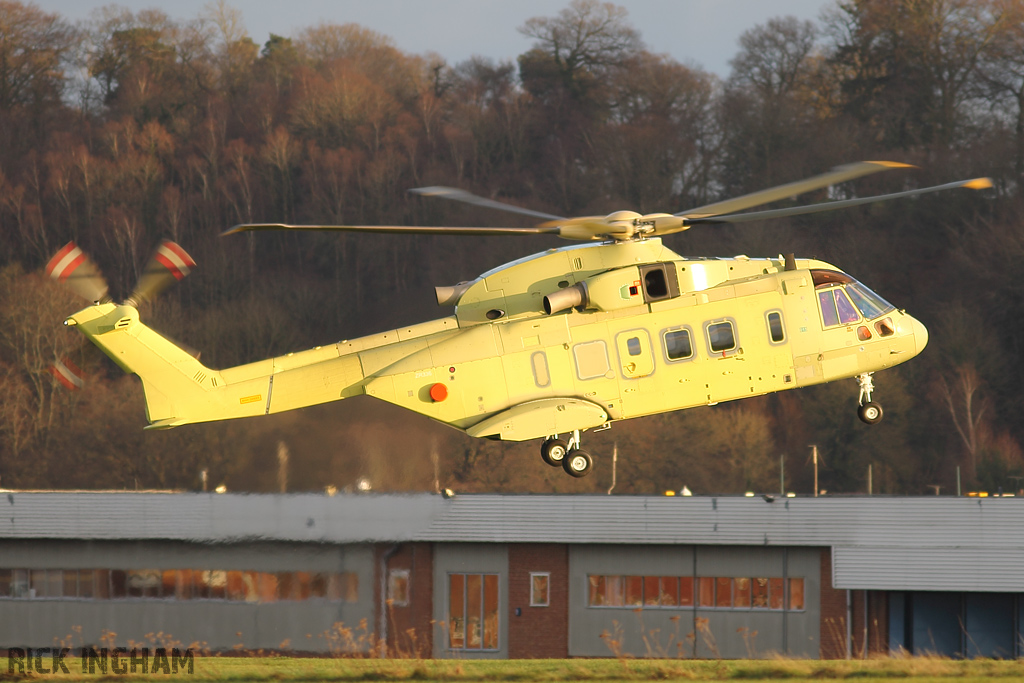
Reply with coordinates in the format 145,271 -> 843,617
54,162 -> 989,477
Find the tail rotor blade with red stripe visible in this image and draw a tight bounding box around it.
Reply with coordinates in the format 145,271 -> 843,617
127,240 -> 197,306
45,242 -> 110,303
48,356 -> 85,391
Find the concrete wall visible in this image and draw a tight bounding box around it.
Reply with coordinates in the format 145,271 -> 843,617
0,540 -> 374,651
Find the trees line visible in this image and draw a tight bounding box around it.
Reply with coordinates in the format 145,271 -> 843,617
0,0 -> 1022,495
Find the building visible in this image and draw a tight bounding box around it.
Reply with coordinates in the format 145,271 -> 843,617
1,492 -> 1022,658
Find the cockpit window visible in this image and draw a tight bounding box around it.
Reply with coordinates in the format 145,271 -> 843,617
819,291 -> 840,327
812,269 -> 895,322
811,269 -> 854,287
834,289 -> 860,324
846,283 -> 894,319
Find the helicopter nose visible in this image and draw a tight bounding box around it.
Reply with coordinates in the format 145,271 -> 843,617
910,316 -> 928,356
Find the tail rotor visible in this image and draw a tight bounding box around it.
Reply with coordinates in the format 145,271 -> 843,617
126,240 -> 197,308
45,242 -> 110,304
45,239 -> 197,389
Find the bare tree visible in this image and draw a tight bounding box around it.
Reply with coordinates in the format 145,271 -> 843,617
519,0 -> 641,75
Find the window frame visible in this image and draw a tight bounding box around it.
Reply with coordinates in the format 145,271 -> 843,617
529,572 -> 550,607
661,325 -> 696,363
447,572 -> 500,651
584,574 -> 804,612
388,568 -> 411,607
765,310 -> 786,345
704,318 -> 739,357
572,340 -> 611,381
0,567 -> 358,603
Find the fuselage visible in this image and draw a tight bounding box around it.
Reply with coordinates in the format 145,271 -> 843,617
361,239 -> 927,438
67,239 -> 928,438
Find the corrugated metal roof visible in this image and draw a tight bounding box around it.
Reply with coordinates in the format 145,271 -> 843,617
2,491 -> 1021,548
4,492 -> 1021,590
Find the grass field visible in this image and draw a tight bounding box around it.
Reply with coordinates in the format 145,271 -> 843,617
8,656 -> 1024,682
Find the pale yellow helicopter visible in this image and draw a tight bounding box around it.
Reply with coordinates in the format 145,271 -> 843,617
54,162 -> 990,477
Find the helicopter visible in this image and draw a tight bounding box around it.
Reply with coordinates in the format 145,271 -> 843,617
54,162 -> 990,477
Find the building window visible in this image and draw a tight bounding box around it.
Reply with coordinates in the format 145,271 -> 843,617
530,572 -> 549,607
0,568 -> 358,603
789,578 -> 804,610
448,573 -> 499,650
388,569 -> 410,607
587,574 -> 800,611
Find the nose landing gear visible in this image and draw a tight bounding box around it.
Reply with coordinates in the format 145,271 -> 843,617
540,429 -> 594,477
856,373 -> 884,424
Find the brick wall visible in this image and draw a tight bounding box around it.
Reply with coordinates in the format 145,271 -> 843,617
850,590 -> 889,657
379,543 -> 434,658
819,547 -> 849,659
507,544 -> 568,658
818,548 -> 890,659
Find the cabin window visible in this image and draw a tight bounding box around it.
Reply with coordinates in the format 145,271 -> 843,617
626,337 -> 642,356
530,351 -> 550,388
766,311 -> 785,343
663,328 -> 694,361
706,320 -> 737,354
573,341 -> 611,380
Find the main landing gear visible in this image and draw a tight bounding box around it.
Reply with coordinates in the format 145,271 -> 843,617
540,429 -> 593,478
856,372 -> 884,425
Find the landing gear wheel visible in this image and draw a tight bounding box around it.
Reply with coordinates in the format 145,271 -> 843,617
540,439 -> 568,466
563,449 -> 593,478
858,402 -> 883,425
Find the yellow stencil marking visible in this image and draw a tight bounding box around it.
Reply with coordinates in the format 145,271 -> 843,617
239,394 -> 262,405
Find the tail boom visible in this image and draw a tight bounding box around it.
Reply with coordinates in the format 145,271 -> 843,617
66,303 -> 366,428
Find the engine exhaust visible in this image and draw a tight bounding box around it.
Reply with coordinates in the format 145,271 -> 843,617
543,282 -> 588,315
435,282 -> 473,306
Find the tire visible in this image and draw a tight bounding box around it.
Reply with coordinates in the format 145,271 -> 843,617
563,449 -> 593,478
858,402 -> 883,425
541,439 -> 568,466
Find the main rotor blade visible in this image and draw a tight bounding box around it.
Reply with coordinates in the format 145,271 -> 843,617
684,177 -> 992,226
222,223 -> 561,237
676,161 -> 914,222
409,186 -> 566,222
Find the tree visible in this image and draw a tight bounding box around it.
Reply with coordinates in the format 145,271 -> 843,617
519,0 -> 642,98
721,17 -> 820,192
0,0 -> 76,109
825,0 -> 1003,151
978,0 -> 1024,181
602,52 -> 717,212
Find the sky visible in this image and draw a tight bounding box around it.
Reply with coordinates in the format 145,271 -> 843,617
36,0 -> 834,77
